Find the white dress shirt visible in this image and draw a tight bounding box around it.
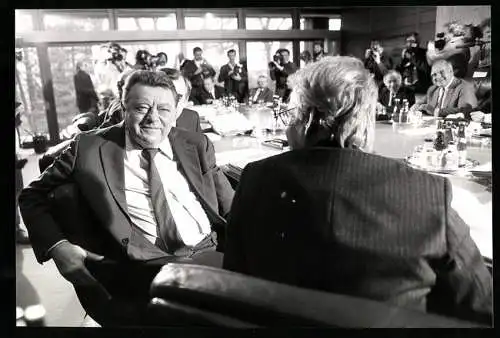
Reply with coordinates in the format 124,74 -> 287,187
252,88 -> 262,103
434,79 -> 453,116
124,132 -> 212,246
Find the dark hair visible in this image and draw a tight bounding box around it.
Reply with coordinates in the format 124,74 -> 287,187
313,42 -> 323,47
227,49 -> 236,56
135,50 -> 152,65
193,47 -> 203,54
122,70 -> 178,105
157,52 -> 168,62
280,48 -> 290,55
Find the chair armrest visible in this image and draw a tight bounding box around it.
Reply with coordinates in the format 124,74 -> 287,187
150,264 -> 485,328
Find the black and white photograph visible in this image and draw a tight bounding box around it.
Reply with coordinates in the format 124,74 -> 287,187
14,5 -> 492,328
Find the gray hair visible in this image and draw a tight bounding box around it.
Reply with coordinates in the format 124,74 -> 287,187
122,70 -> 178,106
383,70 -> 402,88
431,59 -> 454,72
288,56 -> 378,151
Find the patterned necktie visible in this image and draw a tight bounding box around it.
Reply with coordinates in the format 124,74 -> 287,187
435,87 -> 445,116
142,149 -> 183,254
253,89 -> 261,103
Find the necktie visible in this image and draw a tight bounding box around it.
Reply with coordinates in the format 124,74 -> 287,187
253,89 -> 261,103
388,92 -> 395,107
142,149 -> 183,254
434,87 -> 445,116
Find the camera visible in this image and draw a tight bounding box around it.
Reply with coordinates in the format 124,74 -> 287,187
107,43 -> 125,62
233,64 -> 241,76
434,32 -> 447,51
269,51 -> 284,68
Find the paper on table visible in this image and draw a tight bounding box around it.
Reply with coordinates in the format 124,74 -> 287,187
208,112 -> 254,136
397,127 -> 435,136
472,161 -> 492,172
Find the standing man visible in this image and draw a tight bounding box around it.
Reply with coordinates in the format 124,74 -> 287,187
397,33 -> 432,95
364,40 -> 393,88
19,71 -> 234,326
181,47 -> 216,90
313,42 -> 326,62
74,61 -> 99,114
218,49 -> 247,103
269,48 -> 297,102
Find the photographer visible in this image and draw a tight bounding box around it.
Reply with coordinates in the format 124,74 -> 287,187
218,49 -> 247,103
181,47 -> 216,89
313,42 -> 325,62
95,42 -> 131,100
426,23 -> 470,79
133,50 -> 154,71
269,48 -> 297,102
364,40 -> 393,88
396,33 -> 431,94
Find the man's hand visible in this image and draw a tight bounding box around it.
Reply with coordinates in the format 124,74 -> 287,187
232,74 -> 242,81
372,51 -> 381,64
365,49 -> 372,59
470,111 -> 485,122
50,241 -> 106,289
194,67 -> 203,75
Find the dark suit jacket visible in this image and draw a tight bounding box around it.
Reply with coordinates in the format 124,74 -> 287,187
420,77 -> 477,117
248,87 -> 274,104
181,59 -> 216,89
218,63 -> 247,101
379,86 -> 416,108
190,86 -> 226,105
176,108 -> 202,133
223,147 -> 492,324
74,70 -> 98,113
364,52 -> 393,86
20,123 -> 234,265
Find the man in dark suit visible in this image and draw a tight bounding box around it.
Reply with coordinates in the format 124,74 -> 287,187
223,56 -> 492,325
269,48 -> 297,102
248,75 -> 274,104
180,47 -> 216,89
378,70 -> 416,110
411,60 -> 477,118
20,71 -> 234,326
189,77 -> 226,105
396,32 -> 432,95
218,49 -> 247,103
74,61 -> 99,114
364,40 -> 393,88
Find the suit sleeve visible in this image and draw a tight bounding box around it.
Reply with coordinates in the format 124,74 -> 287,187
19,136 -> 80,264
202,135 -> 234,219
438,83 -> 478,117
439,178 -> 493,324
222,162 -> 256,273
218,65 -> 229,84
263,88 -> 274,103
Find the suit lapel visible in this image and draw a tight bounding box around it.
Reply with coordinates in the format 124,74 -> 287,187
99,124 -> 130,220
442,78 -> 459,108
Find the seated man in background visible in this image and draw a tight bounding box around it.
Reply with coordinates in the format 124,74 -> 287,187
411,60 -> 477,118
223,56 -> 492,325
378,70 -> 416,111
248,75 -> 274,104
20,71 -> 234,326
189,76 -> 226,105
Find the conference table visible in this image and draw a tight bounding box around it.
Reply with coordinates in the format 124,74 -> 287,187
195,104 -> 493,261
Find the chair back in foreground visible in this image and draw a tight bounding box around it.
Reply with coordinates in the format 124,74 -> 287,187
149,264 -> 486,328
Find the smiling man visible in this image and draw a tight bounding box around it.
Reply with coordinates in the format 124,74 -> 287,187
19,70 -> 234,326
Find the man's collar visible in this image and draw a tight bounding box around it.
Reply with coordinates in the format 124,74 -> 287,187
125,129 -> 174,160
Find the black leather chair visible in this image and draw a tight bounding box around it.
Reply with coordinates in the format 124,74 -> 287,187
148,264 -> 486,328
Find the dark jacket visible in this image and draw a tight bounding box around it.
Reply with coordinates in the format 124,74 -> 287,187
181,59 -> 216,89
270,62 -> 298,90
364,52 -> 393,87
420,77 -> 477,117
223,147 -> 492,325
396,47 -> 432,94
74,70 -> 99,113
379,86 -> 416,109
218,63 -> 247,102
248,87 -> 274,104
21,124 -> 234,264
189,85 -> 226,105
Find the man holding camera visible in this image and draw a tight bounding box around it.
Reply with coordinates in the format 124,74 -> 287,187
396,33 -> 431,95
218,49 -> 247,103
426,23 -> 471,79
269,48 -> 297,102
364,40 -> 393,88
181,47 -> 216,90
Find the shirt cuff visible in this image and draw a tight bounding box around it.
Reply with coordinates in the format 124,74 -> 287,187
46,239 -> 69,259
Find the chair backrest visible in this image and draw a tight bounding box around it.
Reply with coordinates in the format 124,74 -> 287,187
149,264 -> 485,328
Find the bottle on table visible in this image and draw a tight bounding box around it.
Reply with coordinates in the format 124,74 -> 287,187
434,118 -> 448,151
444,120 -> 454,144
392,98 -> 401,122
401,99 -> 409,123
457,121 -> 467,167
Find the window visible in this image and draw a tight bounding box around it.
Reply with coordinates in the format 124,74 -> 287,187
246,41 -> 293,88
48,45 -> 101,135
117,14 -> 177,31
185,12 -> 237,30
184,42 -> 240,82
120,43 -> 182,68
246,17 -> 293,30
15,10 -> 34,32
43,13 -> 109,31
15,48 -> 48,141
329,18 -> 342,31
300,18 -> 305,30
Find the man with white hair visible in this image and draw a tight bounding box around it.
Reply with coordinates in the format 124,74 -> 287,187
411,59 -> 477,118
248,75 -> 274,104
224,56 -> 492,325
